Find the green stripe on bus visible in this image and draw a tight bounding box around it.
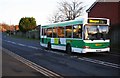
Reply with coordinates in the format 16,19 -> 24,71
85,42 -> 109,49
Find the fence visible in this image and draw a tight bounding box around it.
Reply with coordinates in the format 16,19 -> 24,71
15,30 -> 40,39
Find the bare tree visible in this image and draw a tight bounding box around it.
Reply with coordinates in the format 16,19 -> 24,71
48,11 -> 60,23
58,0 -> 85,21
48,0 -> 85,23
48,10 -> 66,23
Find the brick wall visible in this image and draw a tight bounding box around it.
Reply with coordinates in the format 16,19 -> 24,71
88,2 -> 119,25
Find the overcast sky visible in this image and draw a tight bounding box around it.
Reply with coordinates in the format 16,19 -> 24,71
0,0 -> 96,25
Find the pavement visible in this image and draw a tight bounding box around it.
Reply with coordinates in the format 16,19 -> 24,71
2,51 -> 47,77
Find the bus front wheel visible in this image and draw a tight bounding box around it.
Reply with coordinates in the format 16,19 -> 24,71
66,44 -> 72,54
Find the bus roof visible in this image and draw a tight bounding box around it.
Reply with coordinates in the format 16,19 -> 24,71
42,19 -> 84,28
41,17 -> 109,28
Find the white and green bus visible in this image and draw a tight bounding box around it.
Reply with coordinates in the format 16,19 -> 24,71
40,17 -> 110,54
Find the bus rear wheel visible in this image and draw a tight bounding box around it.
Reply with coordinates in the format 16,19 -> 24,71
47,42 -> 51,50
66,44 -> 72,54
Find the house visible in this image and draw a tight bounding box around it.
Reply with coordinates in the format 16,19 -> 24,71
0,25 -> 2,32
0,23 -> 19,32
14,25 -> 19,31
86,0 -> 120,25
0,23 -> 7,32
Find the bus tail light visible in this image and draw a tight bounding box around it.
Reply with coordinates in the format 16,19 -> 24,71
84,46 -> 90,49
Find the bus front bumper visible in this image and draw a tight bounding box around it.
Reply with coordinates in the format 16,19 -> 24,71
82,47 -> 110,53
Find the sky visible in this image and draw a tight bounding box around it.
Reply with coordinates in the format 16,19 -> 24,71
0,0 -> 96,25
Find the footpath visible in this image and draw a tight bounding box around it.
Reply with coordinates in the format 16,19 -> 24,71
2,51 -> 47,78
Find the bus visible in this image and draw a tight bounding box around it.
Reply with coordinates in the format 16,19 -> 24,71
40,17 -> 110,54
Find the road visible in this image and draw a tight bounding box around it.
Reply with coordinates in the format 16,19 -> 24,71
2,33 -> 120,76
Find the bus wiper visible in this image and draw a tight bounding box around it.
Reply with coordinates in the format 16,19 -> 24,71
91,39 -> 94,41
90,34 -> 95,41
102,33 -> 106,40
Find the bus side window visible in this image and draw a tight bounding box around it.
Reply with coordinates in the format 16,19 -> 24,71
58,27 -> 65,38
73,25 -> 82,38
66,26 -> 72,38
42,28 -> 44,36
47,28 -> 52,37
53,27 -> 58,38
44,28 -> 47,36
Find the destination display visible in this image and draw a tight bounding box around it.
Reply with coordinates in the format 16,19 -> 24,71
88,19 -> 107,24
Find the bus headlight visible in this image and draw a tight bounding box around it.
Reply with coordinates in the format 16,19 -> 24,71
84,46 -> 90,49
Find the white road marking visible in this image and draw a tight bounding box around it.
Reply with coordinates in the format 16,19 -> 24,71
17,43 -> 26,46
4,40 -> 39,50
37,47 -> 65,56
7,40 -> 12,43
78,57 -> 120,69
27,46 -> 39,49
70,56 -> 78,58
11,42 -> 16,44
38,48 -> 43,50
48,50 -> 65,56
4,40 -> 16,44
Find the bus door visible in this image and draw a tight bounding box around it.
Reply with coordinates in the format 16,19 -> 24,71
41,28 -> 47,43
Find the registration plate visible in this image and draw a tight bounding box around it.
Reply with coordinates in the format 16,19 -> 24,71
96,50 -> 101,52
